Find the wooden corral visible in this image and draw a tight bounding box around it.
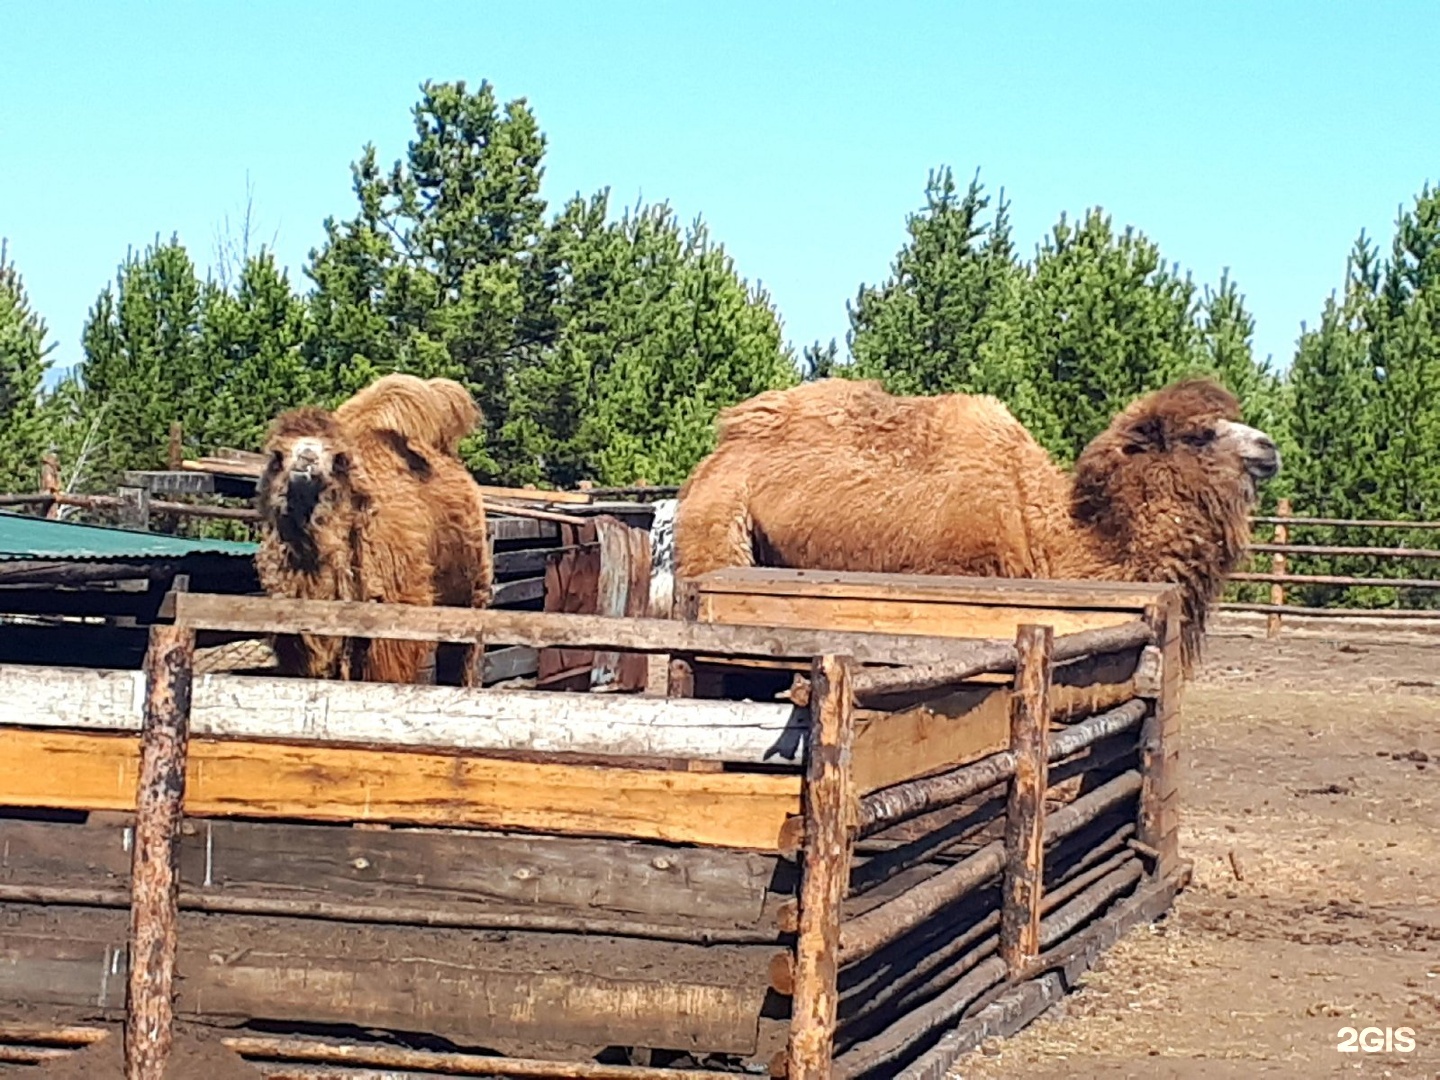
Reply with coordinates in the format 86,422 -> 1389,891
0,572 -> 1189,1079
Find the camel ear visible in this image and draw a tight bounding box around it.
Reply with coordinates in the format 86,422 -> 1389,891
1123,415 -> 1167,455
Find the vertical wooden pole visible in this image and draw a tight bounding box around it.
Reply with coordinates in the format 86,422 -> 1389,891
166,421 -> 184,471
39,452 -> 61,520
787,654 -> 856,1080
461,634 -> 486,689
118,485 -> 151,531
1000,623 -> 1053,974
665,579 -> 698,698
125,622 -> 196,1080
1267,497 -> 1291,639
1139,595 -> 1183,877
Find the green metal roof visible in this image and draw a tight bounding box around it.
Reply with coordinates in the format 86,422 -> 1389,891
0,511 -> 257,562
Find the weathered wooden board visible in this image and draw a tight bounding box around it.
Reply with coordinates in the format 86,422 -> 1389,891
849,668 -> 1139,796
0,664 -> 805,764
697,592 -> 1137,642
0,728 -> 801,850
0,904 -> 778,1055
0,817 -> 783,927
690,569 -> 1172,611
173,593 -> 986,666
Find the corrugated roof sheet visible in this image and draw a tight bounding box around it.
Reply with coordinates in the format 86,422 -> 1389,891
0,512 -> 257,561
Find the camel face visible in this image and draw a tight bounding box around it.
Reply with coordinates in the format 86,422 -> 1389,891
258,408 -> 353,536
1084,378 -> 1281,510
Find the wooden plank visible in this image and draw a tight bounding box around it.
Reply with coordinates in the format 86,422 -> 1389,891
492,576 -> 545,606
172,592 -> 991,666
0,817 -> 782,927
125,623 -> 194,1080
0,728 -> 801,851
787,655 -> 856,1080
0,905 -> 777,1056
489,516 -> 559,543
697,591 -> 1139,641
690,568 -> 1173,611
0,665 -> 805,765
999,625 -> 1052,973
851,686 -> 1010,797
591,516 -> 640,690
479,485 -> 594,505
538,520 -> 601,691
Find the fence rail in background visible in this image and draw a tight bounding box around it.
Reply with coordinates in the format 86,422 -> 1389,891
1218,497 -> 1440,636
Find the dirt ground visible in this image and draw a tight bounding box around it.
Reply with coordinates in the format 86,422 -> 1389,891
954,624 -> 1440,1079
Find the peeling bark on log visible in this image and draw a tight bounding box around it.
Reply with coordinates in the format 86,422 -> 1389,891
786,654 -> 856,1080
1000,625 -> 1052,973
124,622 -> 195,1080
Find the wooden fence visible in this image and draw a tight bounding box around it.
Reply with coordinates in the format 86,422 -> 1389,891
0,576 -> 1189,1079
1220,498 -> 1440,635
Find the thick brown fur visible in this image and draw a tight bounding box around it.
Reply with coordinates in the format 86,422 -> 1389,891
674,377 -> 1280,673
254,376 -> 491,684
332,373 -> 481,458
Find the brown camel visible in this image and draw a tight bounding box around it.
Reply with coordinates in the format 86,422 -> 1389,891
674,377 -> 1280,671
255,375 -> 492,684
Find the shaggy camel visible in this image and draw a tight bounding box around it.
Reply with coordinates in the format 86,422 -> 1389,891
674,377 -> 1280,671
255,375 -> 492,684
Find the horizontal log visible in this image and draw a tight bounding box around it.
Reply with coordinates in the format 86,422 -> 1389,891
848,640 -> 1016,701
1249,541 -> 1440,559
838,771 -> 1141,964
0,1024 -> 107,1046
849,622 -> 1151,702
0,904 -> 776,1056
835,856 -> 1145,1079
1231,571 -> 1440,589
172,592 -> 991,666
856,698 -> 1146,837
1218,602 -> 1440,619
889,863 -> 1188,1080
0,817 -> 779,927
0,664 -> 806,764
222,1037 -> 720,1079
1251,514 -> 1440,529
0,883 -> 782,944
0,727 -> 801,850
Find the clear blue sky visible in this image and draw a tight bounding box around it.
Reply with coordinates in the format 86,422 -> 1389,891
3,0 -> 1436,386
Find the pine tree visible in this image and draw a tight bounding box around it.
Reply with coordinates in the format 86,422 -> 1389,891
847,168 -> 1024,397
74,238 -> 210,485
0,242 -> 55,491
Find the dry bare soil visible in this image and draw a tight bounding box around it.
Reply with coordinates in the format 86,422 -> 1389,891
953,627 -> 1440,1079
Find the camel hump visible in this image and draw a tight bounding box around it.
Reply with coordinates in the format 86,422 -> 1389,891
715,378 -> 894,444
335,373 -> 482,457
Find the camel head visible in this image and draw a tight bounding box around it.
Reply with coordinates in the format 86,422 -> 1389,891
1071,378 -> 1280,522
256,406 -> 359,552
1069,377 -> 1281,670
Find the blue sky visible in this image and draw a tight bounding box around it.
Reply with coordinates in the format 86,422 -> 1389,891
2,0 -> 1436,386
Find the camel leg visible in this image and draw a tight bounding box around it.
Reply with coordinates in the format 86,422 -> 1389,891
673,475 -> 756,579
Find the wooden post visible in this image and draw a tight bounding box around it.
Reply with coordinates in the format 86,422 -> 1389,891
1138,595 -> 1182,878
118,485 -> 151,532
461,634 -> 486,689
166,421 -> 183,471
1000,623 -> 1053,974
125,622 -> 197,1080
786,654 -> 856,1080
665,580 -> 698,698
1267,497 -> 1291,639
39,453 -> 60,520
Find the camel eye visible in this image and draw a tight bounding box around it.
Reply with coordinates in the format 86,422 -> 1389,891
267,450 -> 284,472
333,452 -> 351,474
1183,429 -> 1217,448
